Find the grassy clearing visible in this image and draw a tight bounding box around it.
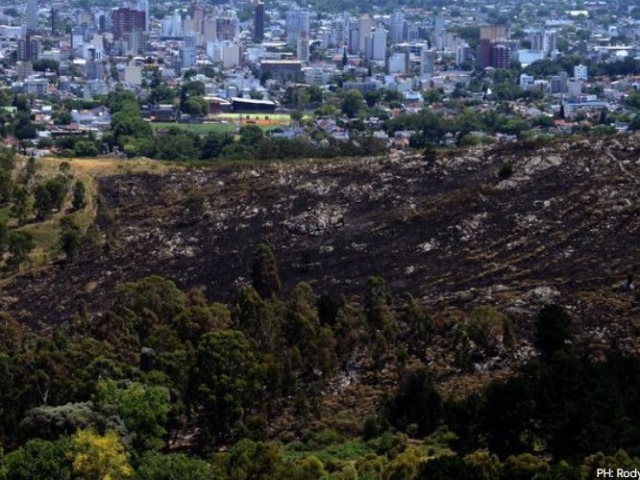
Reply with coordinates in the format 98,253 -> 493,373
2,156 -> 181,270
37,157 -> 180,177
283,440 -> 374,463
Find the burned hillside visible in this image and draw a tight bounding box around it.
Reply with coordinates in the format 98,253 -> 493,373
3,134 -> 640,349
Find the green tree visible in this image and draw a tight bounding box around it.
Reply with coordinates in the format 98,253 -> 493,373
74,140 -> 98,157
535,304 -> 572,359
239,125 -> 264,146
95,380 -> 171,453
148,84 -> 175,105
154,131 -> 199,161
0,171 -> 12,204
385,368 -> 442,437
341,89 -> 364,118
0,219 -> 7,254
59,215 -> 81,261
0,148 -> 15,170
7,230 -> 35,268
72,180 -> 87,211
4,438 -> 71,480
251,243 -> 281,299
194,330 -> 258,450
34,183 -> 53,220
10,185 -> 32,225
136,452 -> 213,480
182,96 -> 208,116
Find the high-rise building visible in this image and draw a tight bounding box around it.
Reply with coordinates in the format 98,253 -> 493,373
480,25 -> 508,41
112,7 -> 145,40
389,10 -> 405,44
348,20 -> 359,54
543,30 -> 556,57
476,38 -> 511,69
72,26 -> 85,50
421,47 -> 436,76
203,18 -> 217,42
182,34 -> 197,67
297,31 -> 309,63
530,30 -> 544,51
25,0 -> 38,32
286,7 -> 309,48
489,43 -> 511,69
51,7 -> 57,35
86,48 -> 105,80
365,25 -> 386,61
189,1 -> 205,28
254,2 -> 264,43
477,38 -> 491,69
18,34 -> 40,61
137,0 -> 149,33
358,15 -> 374,54
217,9 -> 238,41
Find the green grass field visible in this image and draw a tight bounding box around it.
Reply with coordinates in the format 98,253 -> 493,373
151,113 -> 291,134
151,122 -> 238,134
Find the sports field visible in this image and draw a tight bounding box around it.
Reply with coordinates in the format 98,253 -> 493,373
150,113 -> 291,134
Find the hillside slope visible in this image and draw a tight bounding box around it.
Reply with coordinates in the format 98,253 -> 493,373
3,134 -> 640,347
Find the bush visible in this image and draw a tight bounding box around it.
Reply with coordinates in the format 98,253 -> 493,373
498,161 -> 513,180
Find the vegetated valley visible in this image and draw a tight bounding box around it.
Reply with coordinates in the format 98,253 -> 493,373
2,134 -> 640,479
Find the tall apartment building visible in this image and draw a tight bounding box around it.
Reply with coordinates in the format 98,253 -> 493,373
421,47 -> 436,76
137,0 -> 149,33
112,7 -> 145,40
182,34 -> 197,67
476,39 -> 511,69
286,7 -> 309,48
17,34 -> 40,61
364,24 -> 386,62
389,10 -> 405,44
358,15 -> 374,54
297,31 -> 310,63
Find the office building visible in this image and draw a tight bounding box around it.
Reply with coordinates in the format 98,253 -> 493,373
254,2 -> 264,42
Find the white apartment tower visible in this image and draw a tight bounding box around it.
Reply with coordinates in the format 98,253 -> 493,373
366,24 -> 386,61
